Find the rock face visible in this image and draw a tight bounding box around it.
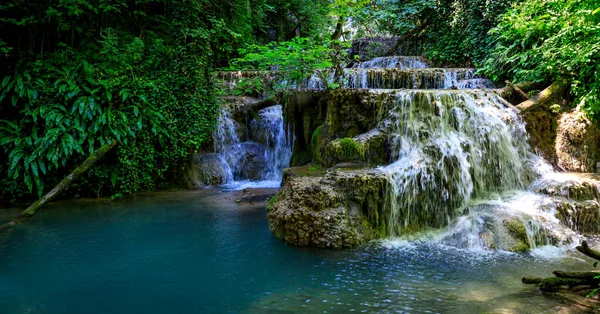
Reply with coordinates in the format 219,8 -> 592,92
267,167 -> 390,248
533,173 -> 600,235
523,107 -> 600,173
232,142 -> 267,181
556,111 -> 600,172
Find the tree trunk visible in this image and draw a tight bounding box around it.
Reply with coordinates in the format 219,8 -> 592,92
0,140 -> 117,230
517,79 -> 570,112
331,17 -> 344,40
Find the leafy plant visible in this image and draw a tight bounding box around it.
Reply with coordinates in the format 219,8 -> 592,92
483,0 -> 600,118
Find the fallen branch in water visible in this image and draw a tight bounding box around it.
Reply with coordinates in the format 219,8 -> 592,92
0,140 -> 117,231
522,241 -> 600,292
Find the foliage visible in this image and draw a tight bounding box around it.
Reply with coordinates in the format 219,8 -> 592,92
230,37 -> 349,91
483,0 -> 600,118
0,1 -> 230,200
352,0 -> 513,65
0,0 -> 336,202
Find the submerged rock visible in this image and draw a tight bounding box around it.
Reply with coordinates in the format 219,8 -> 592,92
267,168 -> 390,248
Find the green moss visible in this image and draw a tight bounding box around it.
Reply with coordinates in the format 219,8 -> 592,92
336,137 -> 362,159
503,218 -> 530,252
266,194 -> 279,213
311,125 -> 324,148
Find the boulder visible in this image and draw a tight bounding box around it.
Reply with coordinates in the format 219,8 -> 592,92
189,153 -> 230,187
267,168 -> 390,248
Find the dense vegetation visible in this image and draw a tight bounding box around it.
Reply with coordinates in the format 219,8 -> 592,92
483,0 -> 600,118
352,0 -> 600,115
0,0 -> 335,202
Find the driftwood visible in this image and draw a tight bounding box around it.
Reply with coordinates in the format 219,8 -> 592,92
523,241 -> 600,294
0,140 -> 117,230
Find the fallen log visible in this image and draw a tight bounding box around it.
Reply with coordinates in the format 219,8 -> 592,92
500,81 -> 545,101
0,140 -> 117,230
517,79 -> 570,112
522,276 -> 544,284
577,241 -> 600,261
553,271 -> 600,281
497,96 -> 521,113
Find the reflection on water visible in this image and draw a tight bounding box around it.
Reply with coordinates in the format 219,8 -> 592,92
0,190 -> 593,313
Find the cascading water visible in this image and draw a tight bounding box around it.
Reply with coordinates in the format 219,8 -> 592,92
381,90 -> 535,235
354,56 -> 430,69
354,57 -> 577,250
212,105 -> 292,188
249,106 -> 293,181
219,50 -> 586,252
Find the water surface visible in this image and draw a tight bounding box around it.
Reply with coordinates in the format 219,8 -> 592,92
0,190 -> 592,313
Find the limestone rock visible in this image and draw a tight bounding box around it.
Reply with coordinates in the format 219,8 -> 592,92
267,168 -> 390,248
533,173 -> 600,235
319,127 -> 389,167
556,110 -> 600,172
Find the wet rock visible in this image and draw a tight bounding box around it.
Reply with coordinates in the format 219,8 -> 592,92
236,188 -> 279,204
319,127 -> 389,167
532,173 -> 600,201
267,168 -> 390,248
189,153 -> 229,187
233,142 -> 267,181
532,173 -> 600,235
553,199 -> 600,235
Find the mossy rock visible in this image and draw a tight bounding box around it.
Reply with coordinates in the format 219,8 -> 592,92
267,168 -> 391,248
322,138 -> 363,166
503,217 -> 530,252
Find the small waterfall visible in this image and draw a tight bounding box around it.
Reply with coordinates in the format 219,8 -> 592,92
249,106 -> 293,181
340,68 -> 494,89
212,105 -> 292,188
354,56 -> 430,69
381,90 -> 534,235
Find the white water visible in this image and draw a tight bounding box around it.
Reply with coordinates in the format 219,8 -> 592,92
354,56 -> 430,69
212,105 -> 292,189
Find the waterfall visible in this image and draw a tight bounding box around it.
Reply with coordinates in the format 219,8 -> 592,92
380,90 -> 534,234
212,105 -> 292,188
333,51 -> 571,249
249,106 -> 293,181
354,56 -> 430,69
